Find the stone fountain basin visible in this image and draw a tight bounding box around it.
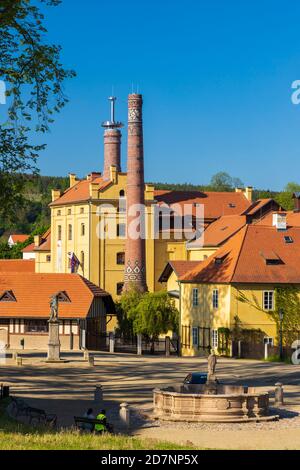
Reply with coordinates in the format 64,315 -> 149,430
153,385 -> 279,423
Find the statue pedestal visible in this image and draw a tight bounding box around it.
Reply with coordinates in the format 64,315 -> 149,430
46,321 -> 62,363
205,374 -> 218,395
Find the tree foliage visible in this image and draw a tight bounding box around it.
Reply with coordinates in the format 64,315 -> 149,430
0,0 -> 75,221
116,289 -> 179,343
210,172 -> 244,191
0,224 -> 48,259
132,290 -> 179,338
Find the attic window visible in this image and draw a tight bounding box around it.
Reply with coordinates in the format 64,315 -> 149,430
214,253 -> 229,265
0,290 -> 16,302
57,291 -> 71,302
228,203 -> 236,208
260,251 -> 283,265
284,236 -> 293,244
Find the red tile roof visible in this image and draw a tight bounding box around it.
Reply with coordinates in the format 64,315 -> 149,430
159,261 -> 201,282
0,260 -> 35,273
34,228 -> 51,252
179,225 -> 300,284
154,190 -> 251,220
49,175 -> 109,206
9,235 -> 29,244
22,243 -> 35,253
256,211 -> 300,228
188,214 -> 246,248
0,273 -> 113,318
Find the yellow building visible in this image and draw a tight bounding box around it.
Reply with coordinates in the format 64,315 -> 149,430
160,222 -> 300,356
34,173 -> 255,300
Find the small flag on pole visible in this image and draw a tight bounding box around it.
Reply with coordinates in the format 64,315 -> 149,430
68,252 -> 81,273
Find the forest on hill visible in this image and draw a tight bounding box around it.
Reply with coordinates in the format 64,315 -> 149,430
0,172 -> 298,243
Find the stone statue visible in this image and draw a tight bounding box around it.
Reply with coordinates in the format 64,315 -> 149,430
49,294 -> 59,322
208,350 -> 217,377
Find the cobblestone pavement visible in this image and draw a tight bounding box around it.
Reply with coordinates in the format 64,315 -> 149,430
1,352 -> 300,448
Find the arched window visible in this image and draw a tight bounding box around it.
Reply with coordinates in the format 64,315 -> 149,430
119,189 -> 125,197
116,252 -> 125,265
81,223 -> 85,236
68,224 -> 72,241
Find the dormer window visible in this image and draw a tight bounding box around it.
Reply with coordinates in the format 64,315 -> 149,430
0,290 -> 16,302
260,251 -> 283,265
57,291 -> 71,303
214,252 -> 229,265
284,236 -> 293,244
228,203 -> 236,208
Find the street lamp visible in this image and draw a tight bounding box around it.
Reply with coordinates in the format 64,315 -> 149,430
279,309 -> 284,361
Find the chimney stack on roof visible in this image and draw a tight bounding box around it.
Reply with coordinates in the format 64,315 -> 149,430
124,94 -> 147,292
102,97 -> 123,181
272,212 -> 287,231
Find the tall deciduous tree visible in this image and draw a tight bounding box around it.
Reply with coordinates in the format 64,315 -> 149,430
0,0 -> 75,221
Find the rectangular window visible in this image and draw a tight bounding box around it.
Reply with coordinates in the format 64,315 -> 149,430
116,283 -> 124,295
58,225 -> 62,241
81,223 -> 85,236
25,320 -> 48,333
46,255 -> 51,262
212,289 -> 219,309
263,291 -> 274,310
264,337 -> 274,345
68,224 -> 72,241
117,223 -> 126,238
192,327 -> 199,346
116,252 -> 125,265
211,329 -> 218,349
192,288 -> 198,307
68,209 -> 71,215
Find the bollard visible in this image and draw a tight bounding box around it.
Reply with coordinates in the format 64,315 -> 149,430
275,382 -> 284,407
88,355 -> 94,367
137,334 -> 142,356
94,385 -> 103,403
238,340 -> 242,358
16,356 -> 22,366
119,402 -> 130,428
109,332 -> 115,354
264,342 -> 269,360
165,336 -> 170,357
83,349 -> 89,361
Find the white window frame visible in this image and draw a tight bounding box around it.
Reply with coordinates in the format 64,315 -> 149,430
263,337 -> 274,346
212,289 -> 219,309
211,329 -> 218,349
192,327 -> 199,346
192,288 -> 198,307
263,291 -> 274,311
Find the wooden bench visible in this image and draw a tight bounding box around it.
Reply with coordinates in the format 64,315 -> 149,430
74,416 -> 113,433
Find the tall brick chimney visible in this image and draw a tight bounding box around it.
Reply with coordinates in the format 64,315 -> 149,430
124,94 -> 147,292
102,97 -> 123,181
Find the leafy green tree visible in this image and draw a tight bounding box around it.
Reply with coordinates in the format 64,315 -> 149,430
210,172 -> 243,191
130,290 -> 179,352
115,287 -> 144,338
0,0 -> 75,221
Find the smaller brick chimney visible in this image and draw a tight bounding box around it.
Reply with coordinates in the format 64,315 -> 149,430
102,97 -> 123,181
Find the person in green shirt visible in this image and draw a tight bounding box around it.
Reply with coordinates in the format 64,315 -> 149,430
94,409 -> 107,433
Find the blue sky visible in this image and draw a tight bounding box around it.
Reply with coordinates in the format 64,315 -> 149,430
11,1 -> 300,189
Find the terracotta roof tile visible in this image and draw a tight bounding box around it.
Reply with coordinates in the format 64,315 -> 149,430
22,243 -> 35,253
154,190 -> 251,220
9,235 -> 29,244
34,228 -> 51,252
0,260 -> 35,273
0,273 -> 113,318
188,214 -> 246,248
180,225 -> 300,284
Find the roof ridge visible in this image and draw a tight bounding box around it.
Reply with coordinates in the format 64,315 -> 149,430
230,225 -> 249,282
